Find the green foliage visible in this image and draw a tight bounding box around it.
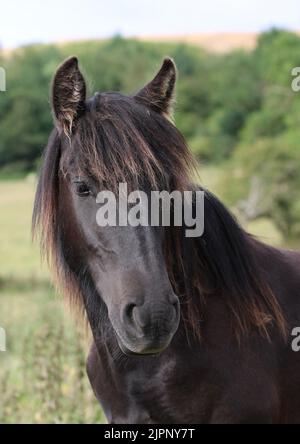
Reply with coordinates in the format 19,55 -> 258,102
0,29 -> 300,237
0,179 -> 105,424
221,30 -> 300,240
0,35 -> 262,168
223,131 -> 300,238
255,29 -> 300,86
0,285 -> 105,424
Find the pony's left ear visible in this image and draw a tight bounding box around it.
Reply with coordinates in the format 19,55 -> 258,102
52,56 -> 86,136
134,57 -> 177,118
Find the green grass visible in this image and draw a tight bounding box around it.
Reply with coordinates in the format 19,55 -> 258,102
0,177 -> 105,424
0,175 -> 48,279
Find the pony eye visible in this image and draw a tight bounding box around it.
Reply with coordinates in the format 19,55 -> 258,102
74,181 -> 91,196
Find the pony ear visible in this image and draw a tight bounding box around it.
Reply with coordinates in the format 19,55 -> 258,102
52,57 -> 86,136
134,57 -> 177,118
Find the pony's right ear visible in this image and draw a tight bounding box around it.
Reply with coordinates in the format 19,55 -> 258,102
52,57 -> 86,136
134,58 -> 177,119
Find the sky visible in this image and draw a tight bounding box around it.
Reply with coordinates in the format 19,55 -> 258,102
0,0 -> 299,48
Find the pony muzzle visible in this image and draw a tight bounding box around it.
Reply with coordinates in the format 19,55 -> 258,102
114,298 -> 180,355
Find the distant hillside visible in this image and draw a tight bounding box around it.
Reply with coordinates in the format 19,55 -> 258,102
3,31 -> 299,55
138,31 -> 300,53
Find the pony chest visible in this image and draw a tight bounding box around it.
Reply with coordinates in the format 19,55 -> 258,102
100,366 -> 173,423
87,342 -> 210,423
104,359 -> 207,424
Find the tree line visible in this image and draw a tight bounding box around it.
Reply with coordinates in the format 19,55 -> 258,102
1,30 -> 300,238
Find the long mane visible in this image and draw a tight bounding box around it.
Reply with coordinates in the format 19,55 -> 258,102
32,93 -> 286,341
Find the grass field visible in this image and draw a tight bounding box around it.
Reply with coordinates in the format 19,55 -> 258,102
0,172 -> 286,423
0,177 -> 105,424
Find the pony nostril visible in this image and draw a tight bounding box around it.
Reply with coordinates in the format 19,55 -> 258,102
123,303 -> 136,325
123,297 -> 180,331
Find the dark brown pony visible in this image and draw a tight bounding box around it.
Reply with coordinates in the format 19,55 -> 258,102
33,56 -> 300,424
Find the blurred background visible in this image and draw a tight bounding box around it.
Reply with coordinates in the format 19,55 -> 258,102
0,0 -> 300,424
